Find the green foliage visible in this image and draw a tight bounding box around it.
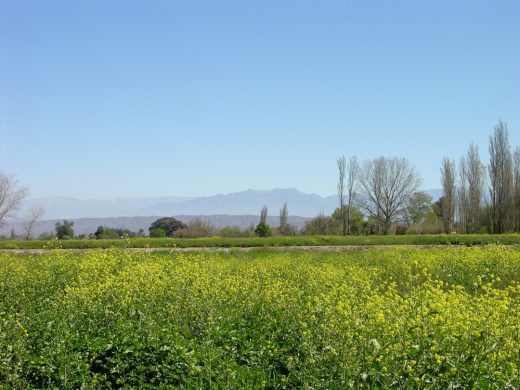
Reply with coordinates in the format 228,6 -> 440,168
219,226 -> 255,238
149,217 -> 186,237
3,234 -> 520,249
332,206 -> 364,234
303,214 -> 339,235
254,221 -> 272,237
94,226 -> 142,239
149,228 -> 166,238
94,226 -> 120,239
2,247 -> 520,388
403,191 -> 434,225
305,207 -> 363,235
433,197 -> 443,220
55,220 -> 74,239
406,212 -> 443,234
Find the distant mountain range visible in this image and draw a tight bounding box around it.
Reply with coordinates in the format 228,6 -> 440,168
2,188 -> 442,237
18,188 -> 340,220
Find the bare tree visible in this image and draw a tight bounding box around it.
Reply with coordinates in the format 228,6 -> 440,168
337,156 -> 346,235
279,202 -> 289,235
440,157 -> 456,234
358,157 -> 421,235
467,144 -> 485,233
346,156 -> 359,235
457,157 -> 469,233
260,205 -> 268,224
23,207 -> 45,239
488,120 -> 513,233
513,146 -> 520,232
0,169 -> 29,228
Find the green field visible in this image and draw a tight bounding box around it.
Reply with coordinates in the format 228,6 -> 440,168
2,247 -> 520,388
1,233 -> 520,250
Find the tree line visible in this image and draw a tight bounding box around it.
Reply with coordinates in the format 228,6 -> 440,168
1,120 -> 518,238
331,120 -> 519,235
6,214 -> 295,240
440,120 -> 520,234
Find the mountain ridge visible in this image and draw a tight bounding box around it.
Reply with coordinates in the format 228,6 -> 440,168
19,188 -> 339,219
17,188 -> 442,220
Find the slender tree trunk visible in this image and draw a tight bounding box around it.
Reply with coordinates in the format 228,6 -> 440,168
346,156 -> 359,235
337,156 -> 346,236
440,157 -> 456,234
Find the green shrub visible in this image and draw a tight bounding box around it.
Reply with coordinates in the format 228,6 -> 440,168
254,221 -> 272,237
149,228 -> 166,238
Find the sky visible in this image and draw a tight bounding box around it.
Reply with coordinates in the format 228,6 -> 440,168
1,0 -> 519,199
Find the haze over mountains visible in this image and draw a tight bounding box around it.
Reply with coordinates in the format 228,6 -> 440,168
20,188 -> 340,220
2,188 -> 442,237
20,188 -> 443,220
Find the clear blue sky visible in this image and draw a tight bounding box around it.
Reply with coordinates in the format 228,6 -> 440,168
1,0 -> 519,199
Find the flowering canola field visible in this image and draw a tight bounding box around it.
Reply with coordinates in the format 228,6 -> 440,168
1,247 -> 520,388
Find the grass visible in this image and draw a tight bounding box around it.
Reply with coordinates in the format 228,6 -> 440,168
1,246 -> 520,388
1,233 -> 520,250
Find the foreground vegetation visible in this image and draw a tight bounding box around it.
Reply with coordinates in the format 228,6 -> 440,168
1,233 -> 520,250
2,247 -> 520,388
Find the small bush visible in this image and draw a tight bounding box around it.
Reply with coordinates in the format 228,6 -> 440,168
254,221 -> 272,237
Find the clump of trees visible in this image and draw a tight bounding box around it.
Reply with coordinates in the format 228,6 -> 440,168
304,206 -> 364,235
219,226 -> 255,237
94,226 -> 121,239
306,156 -> 429,236
336,156 -> 422,235
173,219 -> 218,238
94,226 -> 145,239
55,220 -> 74,239
332,155 -> 427,235
401,193 -> 442,234
303,213 -> 337,235
149,217 -> 186,238
325,120 -> 519,236
439,120 -> 520,234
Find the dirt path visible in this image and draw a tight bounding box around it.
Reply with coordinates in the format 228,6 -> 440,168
3,244 -> 520,255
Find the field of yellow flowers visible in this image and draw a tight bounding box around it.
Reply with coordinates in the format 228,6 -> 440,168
1,247 -> 520,388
